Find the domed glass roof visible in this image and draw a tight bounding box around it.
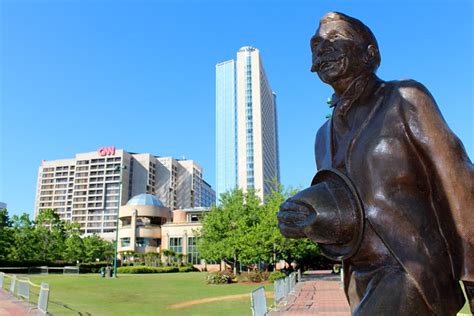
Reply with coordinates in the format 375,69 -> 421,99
126,194 -> 164,207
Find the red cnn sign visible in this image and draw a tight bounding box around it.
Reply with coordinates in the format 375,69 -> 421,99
98,146 -> 116,156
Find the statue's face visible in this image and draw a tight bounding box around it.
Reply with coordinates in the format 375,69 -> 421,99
311,20 -> 367,84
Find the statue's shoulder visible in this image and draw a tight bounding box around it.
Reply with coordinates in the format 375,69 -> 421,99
383,80 -> 437,119
385,79 -> 434,103
316,119 -> 331,143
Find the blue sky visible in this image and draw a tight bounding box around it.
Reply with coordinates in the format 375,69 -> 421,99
1,0 -> 472,217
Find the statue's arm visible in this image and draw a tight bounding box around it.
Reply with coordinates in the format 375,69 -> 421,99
399,80 -> 474,283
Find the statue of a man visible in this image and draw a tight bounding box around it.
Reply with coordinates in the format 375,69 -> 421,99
278,12 -> 473,315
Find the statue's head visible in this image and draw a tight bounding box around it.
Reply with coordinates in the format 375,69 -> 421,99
310,12 -> 380,85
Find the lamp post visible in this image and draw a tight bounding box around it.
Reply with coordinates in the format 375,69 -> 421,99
113,165 -> 126,278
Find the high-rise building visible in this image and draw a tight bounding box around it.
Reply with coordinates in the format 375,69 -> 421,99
34,147 -> 215,239
0,202 -> 6,210
216,46 -> 279,201
201,180 -> 216,207
216,60 -> 238,201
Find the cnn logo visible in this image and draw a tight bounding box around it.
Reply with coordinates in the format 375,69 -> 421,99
98,146 -> 116,156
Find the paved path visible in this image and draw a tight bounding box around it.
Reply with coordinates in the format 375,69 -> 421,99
0,290 -> 41,316
269,271 -> 351,316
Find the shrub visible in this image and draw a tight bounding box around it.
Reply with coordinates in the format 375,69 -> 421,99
260,271 -> 270,281
207,271 -> 233,284
268,271 -> 286,282
158,266 -> 179,273
79,262 -> 111,273
179,266 -> 196,272
237,271 -> 262,283
117,266 -> 180,274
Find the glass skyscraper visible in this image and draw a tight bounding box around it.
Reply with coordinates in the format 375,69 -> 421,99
216,47 -> 279,202
216,60 -> 238,200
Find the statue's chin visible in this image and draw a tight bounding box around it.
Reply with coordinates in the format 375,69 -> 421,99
317,58 -> 347,85
278,223 -> 306,239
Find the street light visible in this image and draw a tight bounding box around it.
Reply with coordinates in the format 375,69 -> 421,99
113,165 -> 127,278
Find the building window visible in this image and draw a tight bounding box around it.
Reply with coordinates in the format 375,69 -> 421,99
187,237 -> 200,265
187,213 -> 202,223
169,237 -> 182,254
135,238 -> 145,247
121,238 -> 130,247
135,238 -> 160,248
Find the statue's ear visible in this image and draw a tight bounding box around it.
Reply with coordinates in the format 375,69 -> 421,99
363,44 -> 377,66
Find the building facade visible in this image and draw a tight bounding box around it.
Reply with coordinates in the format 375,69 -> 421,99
216,60 -> 238,201
201,180 -> 216,208
118,194 -> 219,271
34,147 -> 215,239
216,46 -> 280,201
0,202 -> 6,210
118,194 -> 171,255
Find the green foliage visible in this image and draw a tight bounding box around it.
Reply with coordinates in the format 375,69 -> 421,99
162,249 -> 176,266
237,271 -> 262,282
260,271 -> 270,281
268,271 -> 286,282
0,208 -> 113,266
206,271 -> 233,284
78,262 -> 111,273
143,252 -> 161,267
117,266 -> 179,274
82,234 -> 113,262
0,208 -> 12,259
178,266 -> 196,272
197,183 -> 321,272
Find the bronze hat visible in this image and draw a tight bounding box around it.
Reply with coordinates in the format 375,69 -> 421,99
308,168 -> 365,260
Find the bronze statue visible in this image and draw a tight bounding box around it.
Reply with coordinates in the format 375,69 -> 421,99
278,12 -> 474,315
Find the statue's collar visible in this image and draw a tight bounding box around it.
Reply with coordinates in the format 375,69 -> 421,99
330,74 -> 380,118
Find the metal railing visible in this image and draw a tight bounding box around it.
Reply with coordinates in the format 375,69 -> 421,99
274,271 -> 298,306
250,269 -> 301,316
251,286 -> 267,316
0,272 -> 50,315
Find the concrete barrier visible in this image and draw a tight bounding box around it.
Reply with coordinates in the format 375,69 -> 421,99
38,282 -> 50,315
251,286 -> 267,316
274,278 -> 285,305
8,274 -> 16,295
17,277 -> 30,301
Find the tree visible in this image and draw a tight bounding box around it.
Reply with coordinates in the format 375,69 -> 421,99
144,252 -> 160,267
9,213 -> 36,261
64,234 -> 85,263
0,208 -> 12,259
83,234 -> 113,262
34,209 -> 67,261
198,184 -> 322,273
162,249 -> 176,266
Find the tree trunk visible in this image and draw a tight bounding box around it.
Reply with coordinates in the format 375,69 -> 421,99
233,253 -> 237,275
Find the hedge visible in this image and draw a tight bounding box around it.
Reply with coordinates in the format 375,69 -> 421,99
78,262 -> 112,273
117,266 -> 180,274
0,260 -> 75,268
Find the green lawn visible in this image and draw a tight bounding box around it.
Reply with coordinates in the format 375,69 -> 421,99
21,272 -> 273,316
3,272 -> 470,315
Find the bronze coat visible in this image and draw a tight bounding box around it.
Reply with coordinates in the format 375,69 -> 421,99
315,79 -> 474,314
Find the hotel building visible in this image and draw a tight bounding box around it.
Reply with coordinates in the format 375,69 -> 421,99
216,46 -> 280,201
34,147 -> 215,239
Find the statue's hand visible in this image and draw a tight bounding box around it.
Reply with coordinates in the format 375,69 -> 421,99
278,198 -> 317,239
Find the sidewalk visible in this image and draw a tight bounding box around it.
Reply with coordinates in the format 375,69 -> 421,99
269,270 -> 351,316
0,290 -> 41,316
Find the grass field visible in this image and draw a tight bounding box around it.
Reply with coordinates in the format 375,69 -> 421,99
14,272 -> 273,316
2,272 -> 470,315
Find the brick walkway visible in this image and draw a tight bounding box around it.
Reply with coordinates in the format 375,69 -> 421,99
0,290 -> 41,316
269,271 -> 351,316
